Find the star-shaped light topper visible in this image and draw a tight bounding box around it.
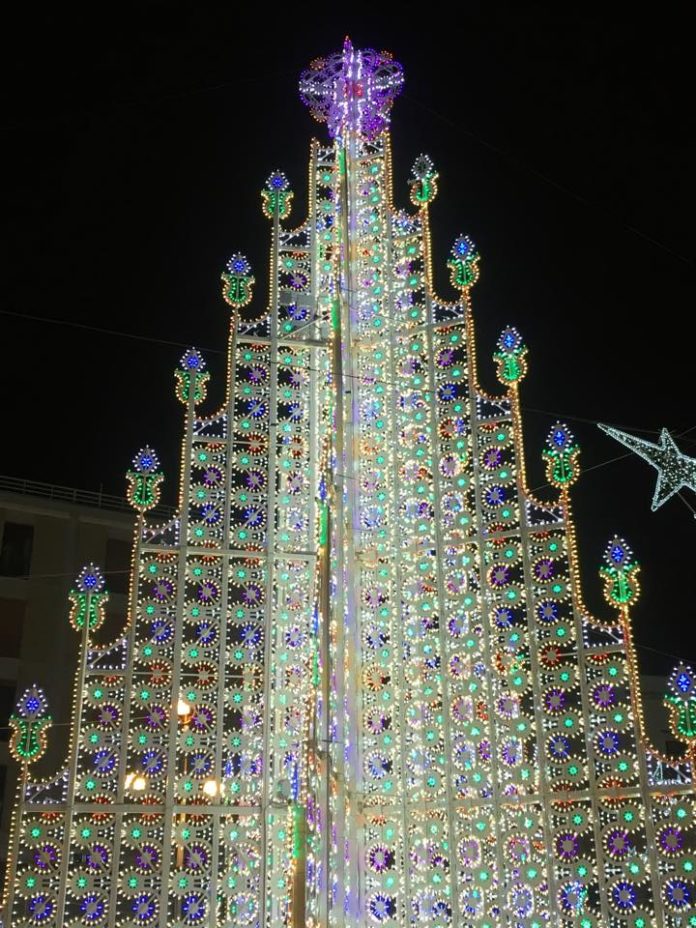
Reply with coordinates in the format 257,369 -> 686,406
598,424 -> 696,511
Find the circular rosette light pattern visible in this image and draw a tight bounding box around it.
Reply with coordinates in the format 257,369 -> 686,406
261,171 -> 293,220
9,685 -> 52,764
599,536 -> 640,608
299,38 -> 404,141
493,325 -> 528,385
409,153 -> 438,206
126,446 -> 164,513
664,663 -> 696,753
69,563 -> 109,632
447,235 -> 480,293
175,348 -> 210,406
221,253 -> 255,308
542,422 -> 581,488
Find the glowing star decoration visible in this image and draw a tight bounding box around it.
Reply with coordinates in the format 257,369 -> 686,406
9,686 -> 52,764
447,234 -> 480,293
598,424 -> 696,511
665,664 -> 696,755
175,348 -> 210,405
599,536 -> 641,608
299,37 -> 404,141
542,422 -> 581,488
261,171 -> 293,220
409,154 -> 438,206
493,325 -> 528,384
126,446 -> 164,512
221,253 -> 255,308
68,564 -> 109,632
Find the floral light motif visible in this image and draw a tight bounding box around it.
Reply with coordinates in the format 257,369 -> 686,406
68,563 -> 109,631
447,234 -> 480,292
175,348 -> 210,405
493,326 -> 528,384
542,422 -> 581,488
126,446 -> 164,512
261,171 -> 293,220
221,253 -> 255,307
9,686 -> 51,763
409,154 -> 438,206
665,664 -> 696,755
599,536 -> 641,607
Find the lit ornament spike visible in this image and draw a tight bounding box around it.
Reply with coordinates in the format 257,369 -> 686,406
261,171 -> 293,220
599,535 -> 641,607
409,154 -> 438,206
9,685 -> 52,764
447,234 -> 480,292
299,37 -> 404,140
175,348 -> 209,405
68,563 -> 109,632
221,253 -> 255,308
542,421 -> 580,488
493,325 -> 527,384
126,445 -> 164,512
665,664 -> 696,755
598,423 -> 696,511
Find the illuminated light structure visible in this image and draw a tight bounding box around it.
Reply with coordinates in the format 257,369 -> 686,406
3,38 -> 696,928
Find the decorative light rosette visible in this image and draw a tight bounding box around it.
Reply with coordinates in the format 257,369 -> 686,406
221,253 -> 255,308
493,325 -> 528,385
599,536 -> 641,607
409,154 -> 438,206
9,686 -> 52,764
68,564 -> 109,632
126,446 -> 164,512
664,664 -> 696,751
261,171 -> 293,220
175,348 -> 210,405
447,234 -> 480,292
299,38 -> 404,141
542,422 -> 581,488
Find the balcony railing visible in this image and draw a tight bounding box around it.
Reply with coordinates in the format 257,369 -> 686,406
0,475 -> 175,521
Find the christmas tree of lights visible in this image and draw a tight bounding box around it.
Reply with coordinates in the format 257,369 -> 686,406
3,39 -> 695,928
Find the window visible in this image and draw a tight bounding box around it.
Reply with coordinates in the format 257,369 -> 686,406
0,598 -> 25,658
105,537 -> 131,595
0,522 -> 34,577
0,682 -> 16,743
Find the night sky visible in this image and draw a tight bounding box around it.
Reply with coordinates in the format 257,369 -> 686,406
2,8 -> 693,676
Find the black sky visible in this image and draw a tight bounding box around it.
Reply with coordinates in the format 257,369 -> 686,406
1,6 -> 694,675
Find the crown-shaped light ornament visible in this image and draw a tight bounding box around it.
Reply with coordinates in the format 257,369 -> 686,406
175,348 -> 209,405
126,446 -> 164,513
261,171 -> 293,220
299,37 -> 404,141
221,253 -> 255,308
68,564 -> 109,632
9,686 -> 52,764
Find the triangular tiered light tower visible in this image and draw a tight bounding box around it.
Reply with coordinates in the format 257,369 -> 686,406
3,38 -> 696,928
